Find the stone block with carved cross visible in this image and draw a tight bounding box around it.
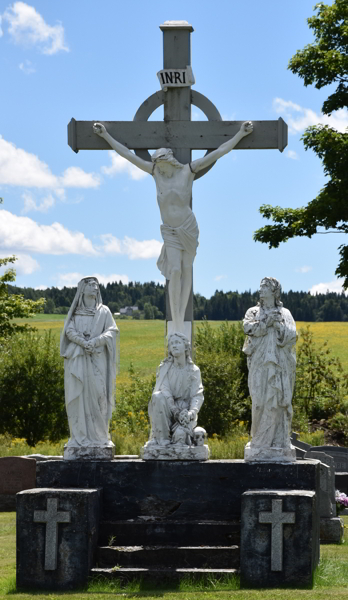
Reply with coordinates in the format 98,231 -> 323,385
16,488 -> 100,591
240,490 -> 319,588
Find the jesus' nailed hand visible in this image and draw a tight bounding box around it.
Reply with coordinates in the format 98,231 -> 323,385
93,120 -> 253,335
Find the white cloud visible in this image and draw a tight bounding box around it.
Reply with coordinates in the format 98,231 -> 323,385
3,2 -> 69,55
102,151 -> 148,181
0,136 -> 100,196
287,150 -> 299,160
214,274 -> 227,281
0,251 -> 39,275
296,266 -> 312,274
57,272 -> 129,288
273,98 -> 348,134
0,209 -> 98,255
60,167 -> 100,189
22,192 -> 55,213
101,233 -> 162,259
309,278 -> 348,295
19,58 -> 35,74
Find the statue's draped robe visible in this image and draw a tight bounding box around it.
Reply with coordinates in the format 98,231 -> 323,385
149,360 -> 204,443
61,306 -> 117,447
243,305 -> 296,449
157,212 -> 199,280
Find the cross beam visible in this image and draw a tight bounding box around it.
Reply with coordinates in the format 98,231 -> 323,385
68,118 -> 287,153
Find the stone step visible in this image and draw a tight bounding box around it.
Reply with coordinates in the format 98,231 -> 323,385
99,519 -> 240,547
97,545 -> 240,569
91,566 -> 239,583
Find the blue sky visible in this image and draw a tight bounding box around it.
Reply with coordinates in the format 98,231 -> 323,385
1,0 -> 347,296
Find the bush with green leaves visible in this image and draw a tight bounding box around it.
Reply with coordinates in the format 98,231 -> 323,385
194,321 -> 251,436
0,256 -> 45,341
0,331 -> 67,446
293,326 -> 348,441
112,363 -> 155,433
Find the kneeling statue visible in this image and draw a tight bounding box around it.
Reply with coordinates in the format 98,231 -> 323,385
142,333 -> 209,460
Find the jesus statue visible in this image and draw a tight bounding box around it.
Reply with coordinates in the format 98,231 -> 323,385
93,120 -> 253,334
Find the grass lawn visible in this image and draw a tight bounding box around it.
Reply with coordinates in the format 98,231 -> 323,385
0,512 -> 347,599
12,317 -> 348,386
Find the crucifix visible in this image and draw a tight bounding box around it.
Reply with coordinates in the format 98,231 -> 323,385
259,499 -> 295,571
33,498 -> 71,570
68,20 -> 287,340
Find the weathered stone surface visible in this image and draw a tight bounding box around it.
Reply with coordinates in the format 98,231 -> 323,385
37,459 -> 320,522
98,519 -> 240,547
290,433 -> 311,459
311,446 -> 348,472
0,457 -> 36,512
63,446 -> 114,461
141,444 -> 209,461
240,490 -> 319,588
16,488 -> 100,591
320,517 -> 344,544
304,455 -> 334,517
23,454 -> 63,461
97,544 -> 239,569
244,444 -> 296,463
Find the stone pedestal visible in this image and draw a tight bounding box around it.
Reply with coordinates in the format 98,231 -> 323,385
63,445 -> 114,461
141,443 -> 210,461
37,459 -> 320,522
16,488 -> 100,591
240,490 -> 319,588
244,442 -> 296,463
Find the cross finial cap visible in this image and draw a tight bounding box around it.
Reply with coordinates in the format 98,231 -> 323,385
160,20 -> 194,32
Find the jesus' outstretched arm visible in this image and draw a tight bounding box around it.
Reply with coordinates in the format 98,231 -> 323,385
190,121 -> 253,173
93,123 -> 153,174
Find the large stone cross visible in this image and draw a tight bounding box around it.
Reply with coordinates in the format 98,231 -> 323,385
259,498 -> 295,571
67,20 -> 287,331
33,498 -> 71,570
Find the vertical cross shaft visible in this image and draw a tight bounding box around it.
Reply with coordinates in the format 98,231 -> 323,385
34,498 -> 71,570
160,21 -> 194,327
259,499 -> 295,571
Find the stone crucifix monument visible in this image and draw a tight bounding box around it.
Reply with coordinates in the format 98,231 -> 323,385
67,20 -> 288,339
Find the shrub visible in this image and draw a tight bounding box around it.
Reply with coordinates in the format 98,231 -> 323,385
194,321 -> 251,436
112,363 -> 155,437
0,331 -> 67,446
293,326 -> 348,424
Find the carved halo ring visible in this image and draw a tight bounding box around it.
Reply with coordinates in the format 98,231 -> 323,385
133,90 -> 222,180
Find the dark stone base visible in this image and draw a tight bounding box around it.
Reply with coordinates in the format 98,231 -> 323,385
37,459 -> 320,522
16,488 -> 101,591
241,490 -> 319,588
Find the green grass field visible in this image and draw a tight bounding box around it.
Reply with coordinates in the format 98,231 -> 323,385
14,316 -> 348,386
0,512 -> 347,599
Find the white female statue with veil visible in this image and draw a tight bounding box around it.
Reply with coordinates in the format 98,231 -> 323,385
60,276 -> 119,460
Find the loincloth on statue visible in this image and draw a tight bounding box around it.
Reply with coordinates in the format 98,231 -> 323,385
157,212 -> 199,280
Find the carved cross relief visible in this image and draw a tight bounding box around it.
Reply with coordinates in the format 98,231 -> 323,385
259,498 -> 295,571
34,498 -> 71,570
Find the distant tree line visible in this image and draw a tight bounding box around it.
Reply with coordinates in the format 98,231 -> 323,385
7,282 -> 348,322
